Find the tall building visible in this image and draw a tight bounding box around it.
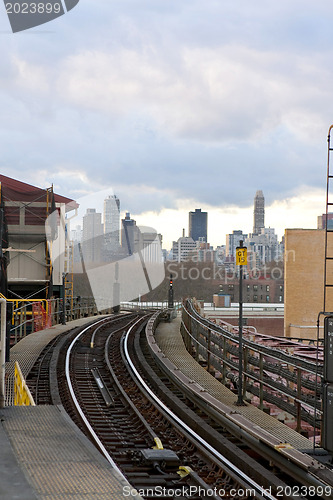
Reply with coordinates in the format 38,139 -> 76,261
140,232 -> 163,263
121,212 -> 137,255
82,208 -> 103,264
226,230 -> 247,258
253,190 -> 265,235
245,227 -> 280,268
284,229 -> 330,339
171,235 -> 196,262
189,208 -> 207,242
318,213 -> 333,230
70,224 -> 82,243
104,195 -> 120,255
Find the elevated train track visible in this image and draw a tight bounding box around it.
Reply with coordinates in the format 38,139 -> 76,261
25,311 -> 333,500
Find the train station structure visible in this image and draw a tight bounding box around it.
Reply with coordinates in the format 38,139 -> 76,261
0,174 -> 77,301
0,174 -> 333,498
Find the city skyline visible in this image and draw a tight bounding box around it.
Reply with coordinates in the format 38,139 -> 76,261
71,189 -> 320,254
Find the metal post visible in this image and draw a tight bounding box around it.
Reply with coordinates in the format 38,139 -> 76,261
23,305 -> 27,337
222,337 -> 227,384
236,240 -> 247,406
259,352 -> 264,410
296,367 -> 302,433
168,274 -> 174,309
0,298 -> 7,408
237,261 -> 244,405
243,345 -> 248,399
207,328 -> 211,373
195,320 -> 199,361
61,273 -> 66,325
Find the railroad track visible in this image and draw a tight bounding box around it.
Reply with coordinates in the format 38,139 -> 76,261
26,313 -> 333,499
53,313 -> 278,500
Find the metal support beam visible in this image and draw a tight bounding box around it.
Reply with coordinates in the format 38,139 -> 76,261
0,298 -> 7,408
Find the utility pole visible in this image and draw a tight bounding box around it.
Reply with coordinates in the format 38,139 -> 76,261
168,274 -> 174,309
61,272 -> 67,325
235,240 -> 247,406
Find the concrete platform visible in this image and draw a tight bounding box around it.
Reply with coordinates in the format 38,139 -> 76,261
0,405 -> 132,499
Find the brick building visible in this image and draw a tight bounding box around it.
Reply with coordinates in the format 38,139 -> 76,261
218,276 -> 284,304
284,229 -> 330,339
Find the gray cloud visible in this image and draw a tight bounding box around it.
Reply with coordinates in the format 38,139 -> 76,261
0,0 -> 332,218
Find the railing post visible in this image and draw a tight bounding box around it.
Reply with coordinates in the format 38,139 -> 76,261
32,305 -> 35,333
222,337 -> 227,384
243,345 -> 248,399
296,367 -> 302,433
0,298 -> 7,408
195,319 -> 199,361
259,352 -> 264,410
19,309 -> 23,340
207,328 -> 211,373
23,305 -> 27,337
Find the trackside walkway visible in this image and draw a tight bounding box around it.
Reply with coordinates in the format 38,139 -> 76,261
0,316 -> 143,500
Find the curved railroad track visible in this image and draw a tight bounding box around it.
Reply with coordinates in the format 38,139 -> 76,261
57,313 -> 278,500
26,312 -> 333,500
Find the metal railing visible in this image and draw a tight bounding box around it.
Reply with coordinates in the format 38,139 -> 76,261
6,298 -> 171,347
8,296 -> 101,346
181,299 -> 322,432
121,301 -> 182,311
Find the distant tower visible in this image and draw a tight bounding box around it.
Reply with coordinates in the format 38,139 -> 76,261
253,190 -> 265,235
189,208 -> 207,242
82,208 -> 103,263
104,195 -> 120,254
121,212 -> 137,255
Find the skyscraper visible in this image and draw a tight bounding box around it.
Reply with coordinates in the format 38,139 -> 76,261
82,208 -> 103,263
121,212 -> 137,255
253,190 -> 265,235
104,195 -> 120,254
189,208 -> 207,242
226,230 -> 247,258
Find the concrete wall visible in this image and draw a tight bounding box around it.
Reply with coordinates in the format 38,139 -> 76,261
284,229 -> 330,339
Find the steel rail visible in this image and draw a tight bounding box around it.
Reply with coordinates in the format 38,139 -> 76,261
123,319 -> 278,500
64,315 -> 127,480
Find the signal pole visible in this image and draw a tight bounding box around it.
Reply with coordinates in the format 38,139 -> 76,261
168,274 -> 174,310
236,240 -> 247,406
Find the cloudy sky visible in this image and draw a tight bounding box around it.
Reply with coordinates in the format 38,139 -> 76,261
0,0 -> 332,248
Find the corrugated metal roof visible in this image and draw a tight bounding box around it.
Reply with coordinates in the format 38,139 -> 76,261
0,174 -> 78,210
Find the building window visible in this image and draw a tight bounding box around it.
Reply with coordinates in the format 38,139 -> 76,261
253,295 -> 258,302
228,284 -> 234,290
266,295 -> 270,302
253,285 -> 258,291
279,285 -> 283,291
247,285 -> 250,291
279,295 -> 283,302
266,285 -> 270,292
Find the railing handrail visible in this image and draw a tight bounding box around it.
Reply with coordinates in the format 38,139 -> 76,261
181,298 -> 322,431
185,299 -> 321,375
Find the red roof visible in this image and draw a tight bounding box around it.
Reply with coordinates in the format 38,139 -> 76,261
0,174 -> 78,211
